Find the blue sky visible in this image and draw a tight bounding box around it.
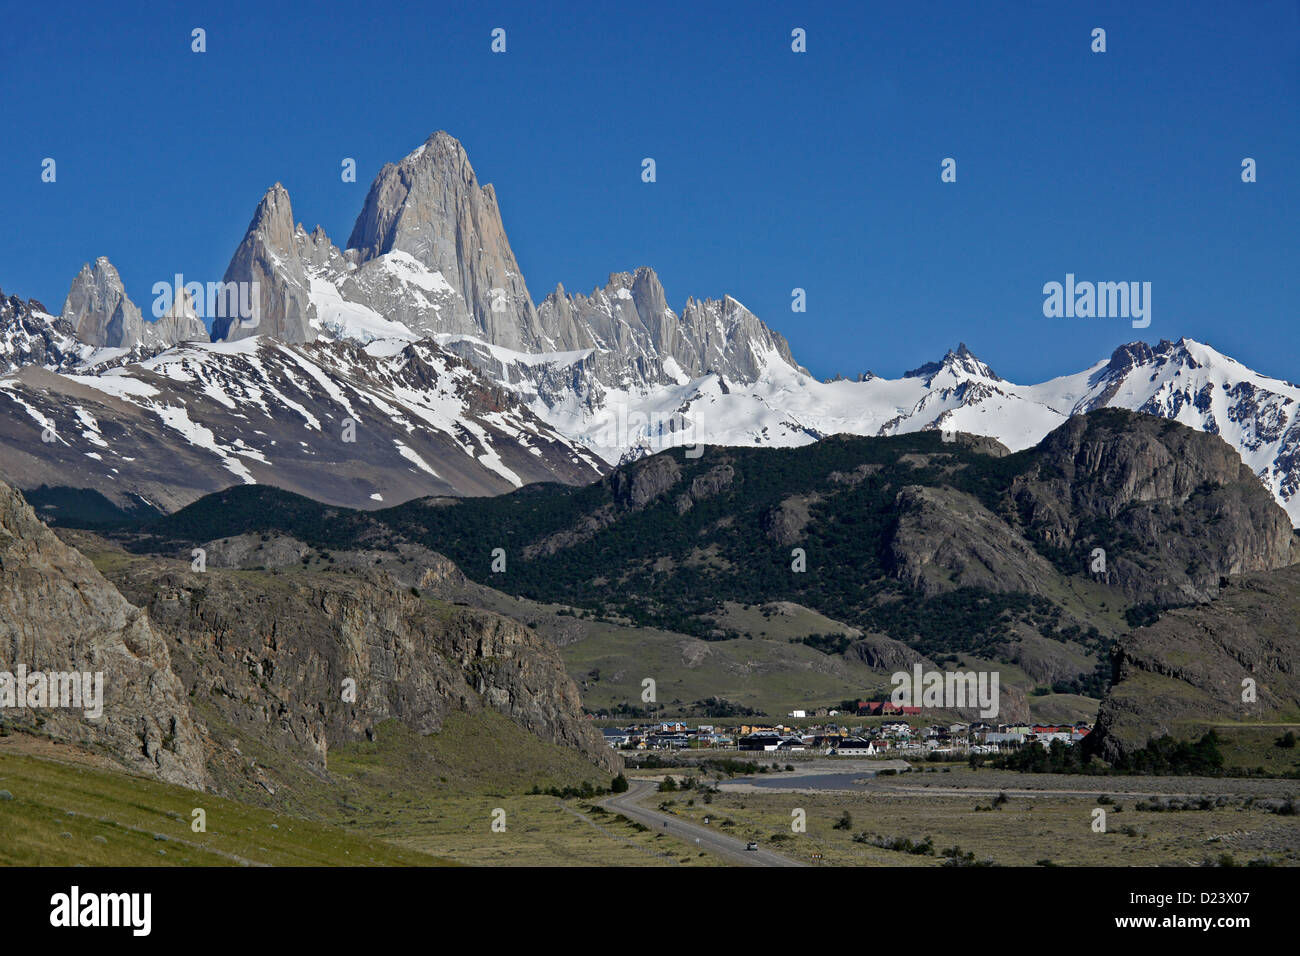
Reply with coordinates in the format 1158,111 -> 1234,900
1,0 -> 1296,383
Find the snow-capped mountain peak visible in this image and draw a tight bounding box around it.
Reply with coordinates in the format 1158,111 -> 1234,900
903,342 -> 1002,385
3,131 -> 1297,529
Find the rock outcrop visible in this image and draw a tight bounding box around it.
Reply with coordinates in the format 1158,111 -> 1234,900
1087,563 -> 1300,761
887,485 -> 1061,596
213,184 -> 316,343
846,634 -> 932,673
105,563 -> 620,784
0,482 -> 207,788
609,453 -> 683,510
1,479 -> 619,799
1007,409 -> 1293,603
150,285 -> 210,347
761,493 -> 820,546
0,291 -> 80,374
61,257 -> 210,349
62,257 -> 146,348
347,131 -> 545,350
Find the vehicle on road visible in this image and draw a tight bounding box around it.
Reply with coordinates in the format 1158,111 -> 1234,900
745,841 -> 759,851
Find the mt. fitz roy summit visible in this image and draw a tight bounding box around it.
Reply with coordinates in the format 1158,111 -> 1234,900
1,131 -> 1298,523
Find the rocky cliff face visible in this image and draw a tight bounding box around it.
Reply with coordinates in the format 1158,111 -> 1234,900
1007,409 -> 1293,604
104,562 -> 620,785
62,257 -> 146,348
213,184 -> 316,343
533,268 -> 808,391
1088,563 -> 1300,761
0,291 -> 81,374
61,257 -> 210,350
887,484 -> 1063,597
347,131 -> 544,350
0,482 -> 207,788
1,479 -> 618,796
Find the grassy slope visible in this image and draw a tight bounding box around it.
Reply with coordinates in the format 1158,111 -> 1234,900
1029,693 -> 1102,725
563,620 -> 887,714
0,712 -> 722,868
13,537 -> 721,866
0,743 -> 446,867
1210,725 -> 1300,775
465,585 -> 1101,720
292,716 -> 719,866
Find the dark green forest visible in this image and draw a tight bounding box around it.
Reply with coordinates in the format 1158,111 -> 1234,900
103,429 -> 1134,670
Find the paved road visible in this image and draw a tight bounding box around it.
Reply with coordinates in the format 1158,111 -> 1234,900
599,780 -> 805,867
873,783 -> 1232,799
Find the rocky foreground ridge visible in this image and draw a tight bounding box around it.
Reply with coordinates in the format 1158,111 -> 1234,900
1088,563 -> 1300,761
0,478 -> 618,801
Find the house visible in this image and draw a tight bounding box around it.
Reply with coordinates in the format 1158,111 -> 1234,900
1032,725 -> 1070,735
835,737 -> 875,755
739,733 -> 782,752
789,710 -> 807,719
1032,731 -> 1075,747
827,736 -> 890,756
601,729 -> 631,749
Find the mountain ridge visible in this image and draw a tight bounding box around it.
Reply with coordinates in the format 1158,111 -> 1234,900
2,130 -> 1298,523
103,411 -> 1294,678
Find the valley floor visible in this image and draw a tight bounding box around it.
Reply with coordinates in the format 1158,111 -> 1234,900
659,764 -> 1300,867
4,730 -> 1298,867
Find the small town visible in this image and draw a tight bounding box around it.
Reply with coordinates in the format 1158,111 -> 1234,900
599,708 -> 1093,756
